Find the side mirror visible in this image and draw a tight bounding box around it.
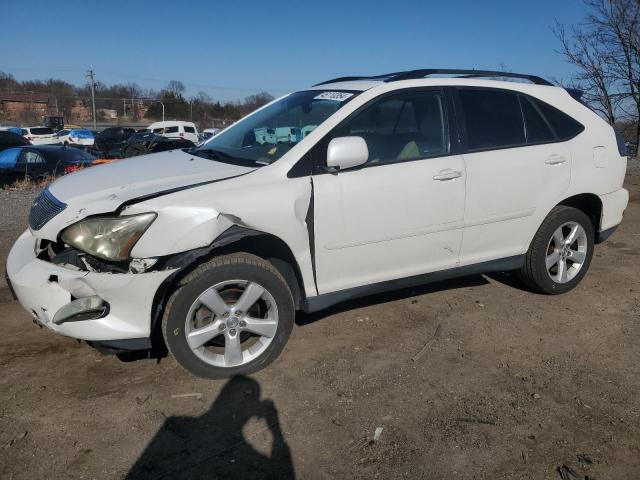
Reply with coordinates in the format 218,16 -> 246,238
326,136 -> 368,171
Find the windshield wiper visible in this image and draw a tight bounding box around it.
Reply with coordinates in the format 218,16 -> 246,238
190,148 -> 268,167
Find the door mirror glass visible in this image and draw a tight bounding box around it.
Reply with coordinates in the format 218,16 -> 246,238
327,136 -> 368,170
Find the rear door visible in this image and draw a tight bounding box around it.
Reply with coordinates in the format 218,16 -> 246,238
312,89 -> 467,294
456,88 -> 572,265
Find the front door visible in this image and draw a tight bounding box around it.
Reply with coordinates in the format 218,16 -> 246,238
312,89 -> 467,294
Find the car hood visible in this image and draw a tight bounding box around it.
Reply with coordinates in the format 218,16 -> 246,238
37,149 -> 256,239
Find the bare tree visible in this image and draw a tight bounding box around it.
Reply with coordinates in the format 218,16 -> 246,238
554,0 -> 639,145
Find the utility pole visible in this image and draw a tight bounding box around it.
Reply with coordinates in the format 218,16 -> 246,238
85,68 -> 97,130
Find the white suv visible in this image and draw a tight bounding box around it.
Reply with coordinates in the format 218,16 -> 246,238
147,121 -> 199,143
7,69 -> 629,378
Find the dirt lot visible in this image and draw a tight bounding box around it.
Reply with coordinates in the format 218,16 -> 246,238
1,166 -> 639,480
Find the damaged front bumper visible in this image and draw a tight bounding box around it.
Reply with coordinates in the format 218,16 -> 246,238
6,230 -> 175,342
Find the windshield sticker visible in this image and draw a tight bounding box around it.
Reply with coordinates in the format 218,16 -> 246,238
314,91 -> 354,102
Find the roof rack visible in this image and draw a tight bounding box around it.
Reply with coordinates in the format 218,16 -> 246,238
313,69 -> 553,87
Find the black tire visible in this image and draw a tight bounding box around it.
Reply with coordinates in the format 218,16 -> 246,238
519,206 -> 594,294
162,253 -> 295,379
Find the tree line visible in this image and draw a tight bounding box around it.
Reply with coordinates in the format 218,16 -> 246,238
0,72 -> 274,127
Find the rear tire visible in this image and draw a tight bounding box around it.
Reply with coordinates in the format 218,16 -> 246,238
519,206 -> 594,294
162,253 -> 295,379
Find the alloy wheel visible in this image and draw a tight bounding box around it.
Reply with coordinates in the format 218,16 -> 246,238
184,280 -> 279,368
545,221 -> 588,284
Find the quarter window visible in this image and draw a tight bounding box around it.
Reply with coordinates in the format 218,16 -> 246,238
532,98 -> 584,140
184,126 -> 196,133
336,91 -> 449,165
520,97 -> 555,144
459,89 -> 525,150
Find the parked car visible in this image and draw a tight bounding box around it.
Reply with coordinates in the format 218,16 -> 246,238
122,132 -> 195,157
0,145 -> 96,181
7,69 -> 629,379
93,127 -> 136,157
0,126 -> 27,136
147,121 -> 199,143
56,128 -> 95,147
197,128 -> 221,144
22,126 -> 58,145
0,130 -> 30,152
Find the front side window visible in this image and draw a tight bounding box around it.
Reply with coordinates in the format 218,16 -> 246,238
459,88 -> 525,150
335,91 -> 449,165
196,90 -> 358,166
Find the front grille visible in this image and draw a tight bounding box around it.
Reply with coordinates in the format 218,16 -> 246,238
28,188 -> 67,231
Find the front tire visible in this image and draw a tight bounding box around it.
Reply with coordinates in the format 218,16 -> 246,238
162,253 -> 295,379
519,206 -> 594,294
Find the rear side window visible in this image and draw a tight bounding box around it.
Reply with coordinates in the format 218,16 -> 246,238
532,99 -> 584,140
164,126 -> 179,133
184,126 -> 195,133
520,97 -> 555,144
21,151 -> 45,164
459,89 -> 525,150
30,127 -> 53,135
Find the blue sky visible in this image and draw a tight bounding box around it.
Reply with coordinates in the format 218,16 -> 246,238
1,0 -> 588,101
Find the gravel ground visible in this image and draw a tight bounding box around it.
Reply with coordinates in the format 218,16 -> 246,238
0,170 -> 638,479
0,188 -> 37,287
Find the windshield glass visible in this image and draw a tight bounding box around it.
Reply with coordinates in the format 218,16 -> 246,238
196,90 -> 358,165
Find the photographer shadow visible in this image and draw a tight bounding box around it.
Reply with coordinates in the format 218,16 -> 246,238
126,376 -> 294,480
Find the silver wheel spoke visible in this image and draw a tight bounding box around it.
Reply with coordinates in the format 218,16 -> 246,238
199,288 -> 229,316
557,259 -> 568,283
243,316 -> 278,338
224,333 -> 243,366
546,250 -> 560,269
234,282 -> 265,312
565,224 -> 579,246
187,319 -> 223,349
553,227 -> 565,247
571,250 -> 586,264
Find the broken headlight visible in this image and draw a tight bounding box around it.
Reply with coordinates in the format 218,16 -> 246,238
60,213 -> 156,262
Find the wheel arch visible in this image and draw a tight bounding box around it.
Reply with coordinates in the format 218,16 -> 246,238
557,193 -> 603,237
149,226 -> 306,336
524,192 -> 603,254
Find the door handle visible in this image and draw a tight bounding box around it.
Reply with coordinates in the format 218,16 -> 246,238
433,169 -> 462,181
545,154 -> 567,165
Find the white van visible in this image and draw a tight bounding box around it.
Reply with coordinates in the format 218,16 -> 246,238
7,69 -> 629,379
147,121 -> 198,143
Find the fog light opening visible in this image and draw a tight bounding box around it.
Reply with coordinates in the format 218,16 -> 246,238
52,296 -> 109,325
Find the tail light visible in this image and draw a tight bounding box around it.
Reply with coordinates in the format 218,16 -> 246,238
614,129 -> 627,157
64,164 -> 82,174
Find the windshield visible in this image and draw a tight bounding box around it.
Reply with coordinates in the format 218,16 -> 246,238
195,90 -> 358,165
